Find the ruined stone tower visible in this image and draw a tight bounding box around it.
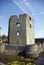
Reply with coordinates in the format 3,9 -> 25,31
8,14 -> 35,46
0,14 -> 42,57
1,14 -> 38,57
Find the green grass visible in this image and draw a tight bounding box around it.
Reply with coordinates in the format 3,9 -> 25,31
0,53 -> 38,65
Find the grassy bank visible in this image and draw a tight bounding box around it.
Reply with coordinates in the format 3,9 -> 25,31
0,53 -> 38,65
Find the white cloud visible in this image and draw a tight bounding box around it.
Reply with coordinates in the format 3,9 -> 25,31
33,12 -> 44,15
12,0 -> 27,13
12,0 -> 34,16
12,0 -> 44,16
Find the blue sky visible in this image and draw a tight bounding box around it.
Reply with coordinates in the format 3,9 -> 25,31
0,0 -> 44,38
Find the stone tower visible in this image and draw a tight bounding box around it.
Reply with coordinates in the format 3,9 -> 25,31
8,14 -> 35,46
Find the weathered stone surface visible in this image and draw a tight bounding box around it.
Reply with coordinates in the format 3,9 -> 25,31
0,43 -> 5,53
25,44 -> 39,57
8,14 -> 35,46
4,45 -> 25,55
0,62 -> 5,65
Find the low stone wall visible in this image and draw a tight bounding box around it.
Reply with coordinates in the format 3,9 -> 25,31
3,44 -> 39,57
0,43 -> 5,53
5,45 -> 24,51
37,44 -> 43,53
4,45 -> 25,55
25,44 -> 39,57
2,43 -> 44,58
